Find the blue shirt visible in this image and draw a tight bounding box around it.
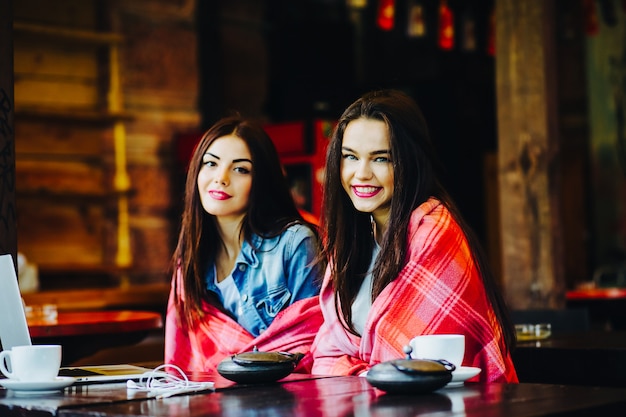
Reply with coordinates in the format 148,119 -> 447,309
205,223 -> 322,337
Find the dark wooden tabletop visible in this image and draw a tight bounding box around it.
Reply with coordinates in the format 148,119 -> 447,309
28,311 -> 163,338
28,310 -> 163,366
567,288 -> 626,300
516,329 -> 626,349
3,374 -> 626,417
566,289 -> 626,330
513,331 -> 626,386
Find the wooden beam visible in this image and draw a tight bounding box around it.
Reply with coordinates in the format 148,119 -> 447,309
0,0 -> 18,266
496,0 -> 565,308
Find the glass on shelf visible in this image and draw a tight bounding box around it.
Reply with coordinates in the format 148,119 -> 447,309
24,303 -> 58,323
515,323 -> 552,342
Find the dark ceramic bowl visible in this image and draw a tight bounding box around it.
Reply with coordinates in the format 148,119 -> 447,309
366,346 -> 455,394
217,348 -> 304,384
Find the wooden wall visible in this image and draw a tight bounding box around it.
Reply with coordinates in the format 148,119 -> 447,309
495,0 -> 593,307
13,0 -> 200,288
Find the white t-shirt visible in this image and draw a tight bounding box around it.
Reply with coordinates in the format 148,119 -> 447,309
351,244 -> 380,336
215,272 -> 243,318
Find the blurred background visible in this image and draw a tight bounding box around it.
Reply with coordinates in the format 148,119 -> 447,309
4,0 -> 626,316
7,0 -> 498,289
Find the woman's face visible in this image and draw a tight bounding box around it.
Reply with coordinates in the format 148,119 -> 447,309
197,135 -> 253,221
340,118 -> 394,224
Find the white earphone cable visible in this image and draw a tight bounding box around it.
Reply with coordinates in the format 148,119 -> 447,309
126,364 -> 214,398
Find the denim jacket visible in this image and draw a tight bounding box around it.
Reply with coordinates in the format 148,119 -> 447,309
205,223 -> 321,337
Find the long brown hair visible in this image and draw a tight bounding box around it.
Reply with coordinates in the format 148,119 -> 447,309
321,89 -> 515,352
172,116 -> 314,324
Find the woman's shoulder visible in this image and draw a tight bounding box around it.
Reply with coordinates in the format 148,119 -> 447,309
250,222 -> 318,259
283,222 -> 318,240
407,198 -> 459,249
409,197 -> 450,226
253,222 -> 317,245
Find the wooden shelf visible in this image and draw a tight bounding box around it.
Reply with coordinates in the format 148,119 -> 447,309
16,188 -> 134,202
13,12 -> 135,281
13,21 -> 123,45
15,106 -> 133,123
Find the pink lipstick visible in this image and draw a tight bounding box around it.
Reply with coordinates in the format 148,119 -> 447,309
208,190 -> 232,200
352,185 -> 381,198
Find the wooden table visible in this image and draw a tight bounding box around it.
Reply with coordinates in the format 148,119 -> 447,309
2,375 -> 626,416
567,288 -> 626,300
22,284 -> 170,312
566,288 -> 626,330
513,331 -> 626,387
29,311 -> 163,365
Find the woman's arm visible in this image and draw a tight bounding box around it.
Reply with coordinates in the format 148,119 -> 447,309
284,224 -> 323,302
310,319 -> 370,376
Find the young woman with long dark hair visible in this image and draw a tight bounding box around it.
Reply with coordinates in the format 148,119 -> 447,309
311,90 -> 517,383
165,116 -> 323,373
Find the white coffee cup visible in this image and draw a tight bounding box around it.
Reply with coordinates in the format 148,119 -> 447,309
409,334 -> 465,368
0,344 -> 62,381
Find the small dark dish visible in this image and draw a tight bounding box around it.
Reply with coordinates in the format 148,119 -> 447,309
366,346 -> 455,394
217,347 -> 304,383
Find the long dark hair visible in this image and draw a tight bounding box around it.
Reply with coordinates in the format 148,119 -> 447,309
321,89 -> 515,352
172,116 -> 313,323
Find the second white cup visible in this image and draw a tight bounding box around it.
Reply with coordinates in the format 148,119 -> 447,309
409,334 -> 465,368
0,344 -> 62,381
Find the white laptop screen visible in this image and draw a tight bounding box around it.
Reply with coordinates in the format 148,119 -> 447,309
0,254 -> 158,384
0,254 -> 32,351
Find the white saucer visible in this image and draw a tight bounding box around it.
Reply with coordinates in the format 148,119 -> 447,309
0,376 -> 75,394
446,366 -> 481,387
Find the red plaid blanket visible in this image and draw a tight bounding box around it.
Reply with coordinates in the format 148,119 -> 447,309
311,199 -> 518,383
165,270 -> 323,373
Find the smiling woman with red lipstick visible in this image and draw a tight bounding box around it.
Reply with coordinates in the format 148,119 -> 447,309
165,116 -> 324,374
311,90 -> 518,383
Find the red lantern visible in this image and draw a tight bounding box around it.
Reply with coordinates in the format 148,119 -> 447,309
377,0 -> 395,31
438,0 -> 454,50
